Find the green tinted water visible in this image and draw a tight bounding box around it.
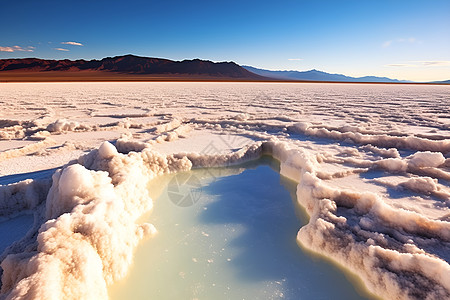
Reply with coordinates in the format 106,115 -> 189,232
109,158 -> 374,300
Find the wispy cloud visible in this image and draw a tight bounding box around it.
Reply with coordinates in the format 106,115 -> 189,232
288,58 -> 303,61
385,61 -> 450,67
414,60 -> 450,66
382,41 -> 392,48
382,37 -> 417,48
61,41 -> 83,46
54,48 -> 69,51
399,38 -> 416,43
0,45 -> 35,52
385,64 -> 415,67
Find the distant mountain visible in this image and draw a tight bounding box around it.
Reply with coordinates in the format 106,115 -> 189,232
434,79 -> 450,84
243,66 -> 406,83
0,55 -> 264,79
1,55 -> 432,83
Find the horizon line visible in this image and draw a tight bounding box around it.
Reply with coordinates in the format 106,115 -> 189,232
0,54 -> 448,83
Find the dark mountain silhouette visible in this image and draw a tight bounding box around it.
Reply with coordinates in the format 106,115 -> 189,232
1,55 -> 442,83
243,65 -> 407,83
0,55 -> 264,79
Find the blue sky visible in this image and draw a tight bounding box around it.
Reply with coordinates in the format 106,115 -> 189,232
1,0 -> 449,81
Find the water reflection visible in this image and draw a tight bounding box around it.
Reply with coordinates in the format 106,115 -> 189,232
109,157 -> 374,300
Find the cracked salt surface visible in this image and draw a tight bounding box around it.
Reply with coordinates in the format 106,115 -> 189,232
0,82 -> 449,299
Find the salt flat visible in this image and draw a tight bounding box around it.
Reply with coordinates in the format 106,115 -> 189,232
0,82 -> 449,299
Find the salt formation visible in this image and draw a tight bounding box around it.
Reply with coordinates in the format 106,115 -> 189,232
0,82 -> 449,299
1,142 -> 192,299
269,141 -> 450,300
1,140 -> 448,299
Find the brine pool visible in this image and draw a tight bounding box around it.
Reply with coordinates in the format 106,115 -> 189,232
0,214 -> 34,254
109,157 -> 376,300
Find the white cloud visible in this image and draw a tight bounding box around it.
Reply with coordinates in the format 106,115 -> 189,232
0,45 -> 34,52
54,48 -> 70,52
382,37 -> 417,48
382,41 -> 392,48
414,61 -> 450,66
384,64 -> 415,67
397,38 -> 416,43
288,58 -> 303,61
385,61 -> 450,67
61,41 -> 84,46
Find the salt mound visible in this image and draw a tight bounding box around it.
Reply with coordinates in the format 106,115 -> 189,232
98,141 -> 118,159
400,176 -> 439,194
46,119 -> 81,133
408,151 -> 445,169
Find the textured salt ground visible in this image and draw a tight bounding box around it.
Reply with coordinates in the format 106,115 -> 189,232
0,82 -> 449,300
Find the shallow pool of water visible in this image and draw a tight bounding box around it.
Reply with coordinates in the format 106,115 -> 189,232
109,157 -> 375,300
0,214 -> 34,254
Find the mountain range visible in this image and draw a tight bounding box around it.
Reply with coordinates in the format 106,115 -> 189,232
0,55 -> 447,83
0,55 -> 262,80
243,66 -> 406,83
